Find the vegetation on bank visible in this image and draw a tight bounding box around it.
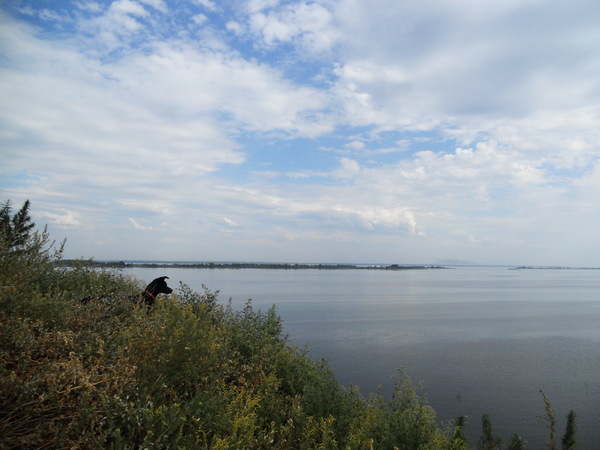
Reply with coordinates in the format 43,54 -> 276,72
1,201 -> 579,449
57,260 -> 446,271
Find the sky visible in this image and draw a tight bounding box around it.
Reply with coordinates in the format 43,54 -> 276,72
1,0 -> 600,266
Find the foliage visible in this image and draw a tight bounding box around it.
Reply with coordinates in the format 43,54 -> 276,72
1,200 -> 461,448
0,199 -> 64,265
540,390 -> 557,450
561,410 -> 577,450
0,200 -> 65,314
507,433 -> 525,450
345,375 -> 443,449
478,414 -> 502,450
451,415 -> 468,448
540,391 -> 579,450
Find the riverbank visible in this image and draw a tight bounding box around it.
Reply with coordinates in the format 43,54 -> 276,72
57,260 -> 447,271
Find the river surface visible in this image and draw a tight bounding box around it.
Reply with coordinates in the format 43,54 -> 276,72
124,265 -> 600,448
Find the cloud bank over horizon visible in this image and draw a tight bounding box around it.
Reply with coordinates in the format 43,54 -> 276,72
1,0 -> 600,266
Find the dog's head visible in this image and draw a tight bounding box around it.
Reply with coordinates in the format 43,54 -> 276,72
146,276 -> 173,295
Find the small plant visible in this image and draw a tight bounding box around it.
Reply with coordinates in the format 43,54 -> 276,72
539,391 -> 579,450
540,390 -> 557,450
561,410 -> 577,450
507,433 -> 525,450
478,414 -> 502,450
452,415 -> 468,446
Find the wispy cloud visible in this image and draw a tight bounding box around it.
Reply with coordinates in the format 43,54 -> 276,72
129,218 -> 154,231
192,0 -> 217,12
39,210 -> 83,229
248,1 -> 336,52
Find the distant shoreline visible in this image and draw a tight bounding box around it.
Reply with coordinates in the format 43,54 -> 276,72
57,260 -> 447,271
511,266 -> 600,270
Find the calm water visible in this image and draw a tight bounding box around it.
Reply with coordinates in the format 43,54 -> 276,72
125,266 -> 600,448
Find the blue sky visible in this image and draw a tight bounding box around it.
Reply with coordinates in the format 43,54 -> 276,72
1,0 -> 600,265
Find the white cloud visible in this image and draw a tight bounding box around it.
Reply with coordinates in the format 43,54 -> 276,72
330,0 -> 600,131
74,2 -> 103,13
246,0 -> 281,14
110,0 -> 148,17
225,21 -> 243,34
223,217 -> 239,227
101,40 -> 331,135
331,157 -> 360,179
17,6 -> 69,22
38,210 -> 83,229
248,2 -> 336,52
192,14 -> 208,25
193,0 -> 217,11
76,0 -> 167,51
139,0 -> 167,13
0,8 -> 331,199
129,218 -> 154,230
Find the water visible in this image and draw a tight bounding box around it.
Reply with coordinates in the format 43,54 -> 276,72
125,266 -> 600,448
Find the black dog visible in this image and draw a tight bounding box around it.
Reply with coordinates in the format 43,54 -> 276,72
133,276 -> 173,307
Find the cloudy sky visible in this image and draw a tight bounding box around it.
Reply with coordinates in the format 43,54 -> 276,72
1,0 -> 600,265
